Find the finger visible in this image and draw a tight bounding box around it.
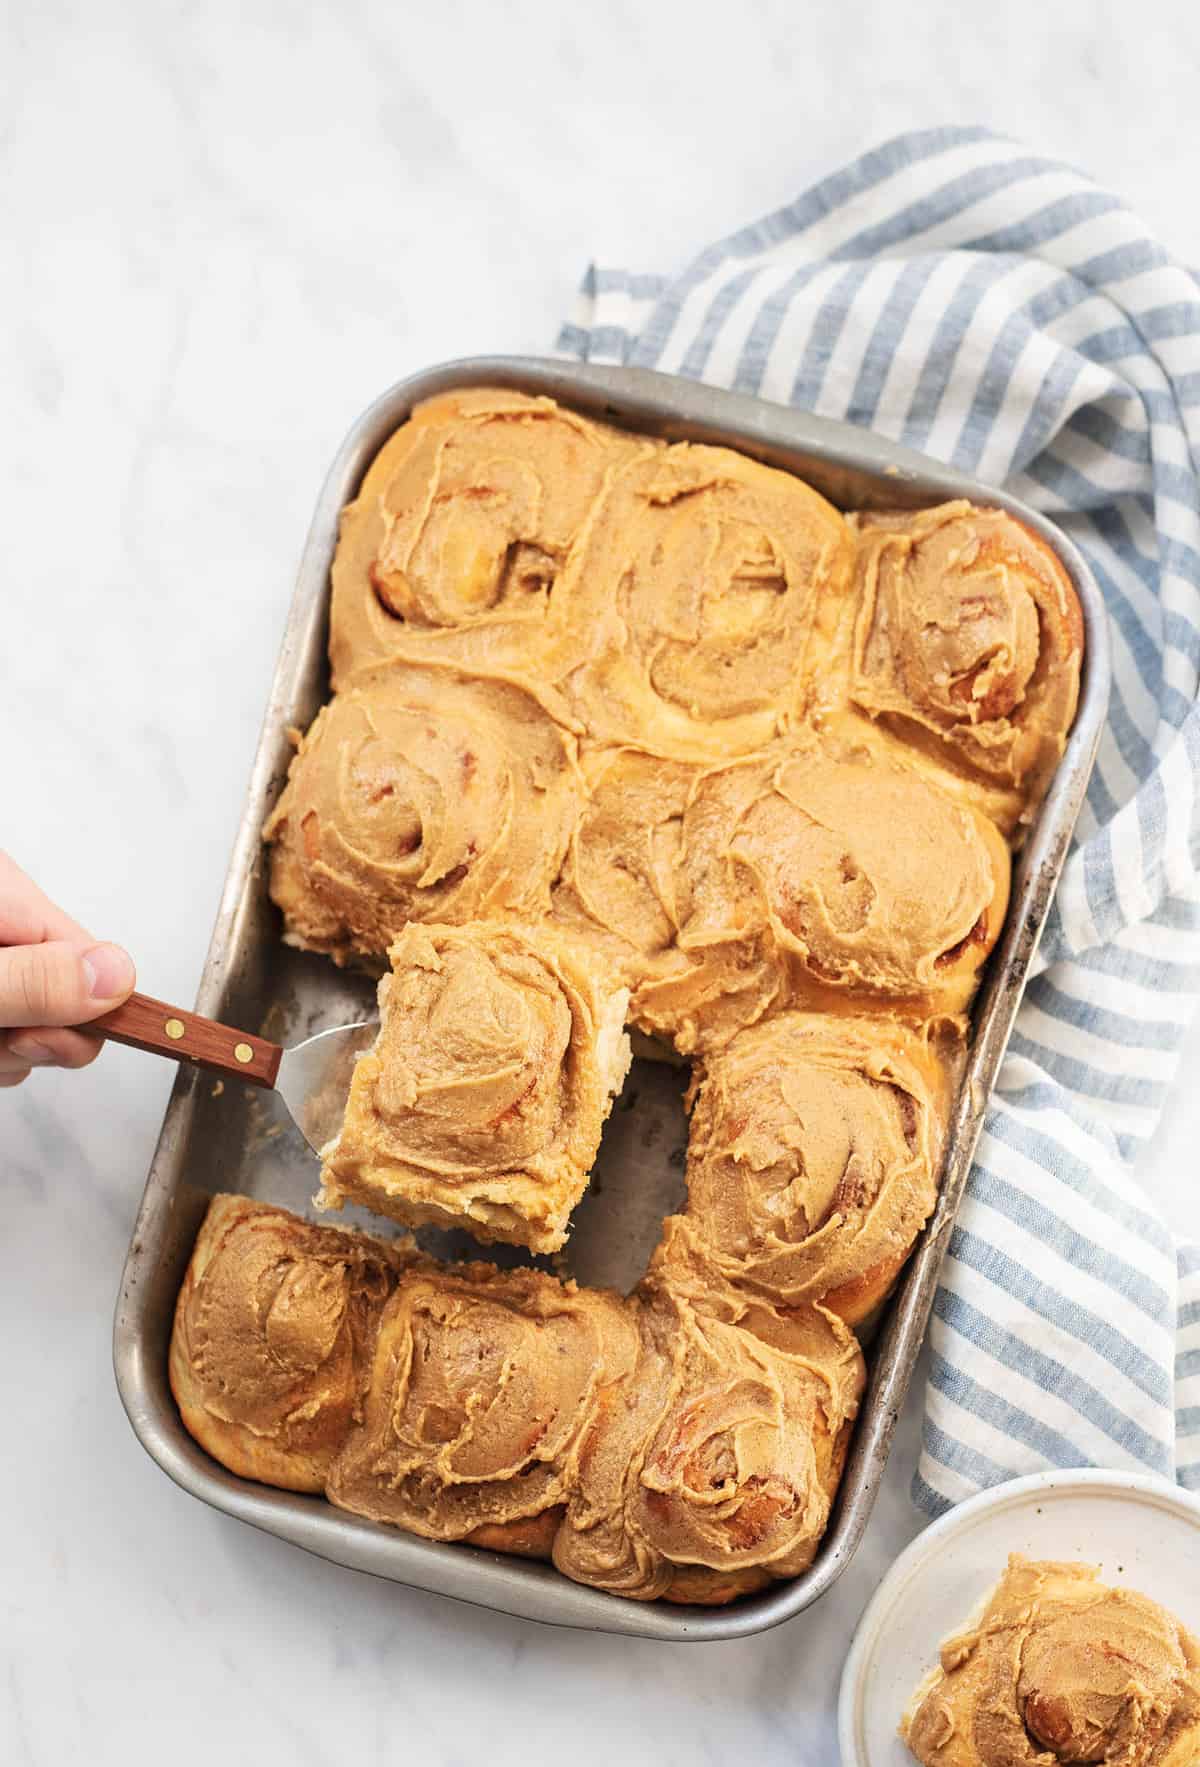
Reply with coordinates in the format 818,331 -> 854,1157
0,940 -> 136,1028
0,850 -> 94,946
0,1039 -> 36,1075
0,1067 -> 30,1088
5,1027 -> 104,1070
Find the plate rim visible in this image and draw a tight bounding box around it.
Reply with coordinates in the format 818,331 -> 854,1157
837,1468 -> 1200,1766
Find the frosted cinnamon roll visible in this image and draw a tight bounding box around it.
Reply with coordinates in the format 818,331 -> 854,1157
553,745 -> 690,971
675,742 -> 1010,1014
678,1013 -> 957,1326
319,922 -> 631,1254
902,1556 -> 1200,1767
327,1261 -> 640,1552
549,745 -> 776,1053
263,666 -> 581,964
169,1194 -> 413,1492
566,443 -> 854,758
329,388 -> 641,695
851,503 -> 1084,834
552,1237 -> 864,1605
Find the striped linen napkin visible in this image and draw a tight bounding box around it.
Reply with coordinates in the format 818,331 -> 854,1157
557,126 -> 1200,1513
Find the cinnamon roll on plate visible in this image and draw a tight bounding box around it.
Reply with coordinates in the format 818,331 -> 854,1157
838,1472 -> 1200,1766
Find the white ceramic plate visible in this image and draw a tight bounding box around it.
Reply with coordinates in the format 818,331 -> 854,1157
838,1470 -> 1200,1766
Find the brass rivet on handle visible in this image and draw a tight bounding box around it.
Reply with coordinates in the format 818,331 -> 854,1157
164,1018 -> 185,1040
234,1042 -> 254,1064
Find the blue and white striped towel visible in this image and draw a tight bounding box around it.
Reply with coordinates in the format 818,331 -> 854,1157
557,126 -> 1200,1512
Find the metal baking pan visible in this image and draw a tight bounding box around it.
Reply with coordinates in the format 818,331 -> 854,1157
112,356 -> 1110,1642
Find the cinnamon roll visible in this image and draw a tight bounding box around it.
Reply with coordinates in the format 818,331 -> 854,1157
329,388 -> 641,696
676,1012 -> 958,1326
675,741 -> 1011,1015
171,1198 -> 866,1603
553,1234 -> 865,1604
566,443 -> 854,758
550,744 -> 783,1053
851,503 -> 1084,834
169,1193 -> 413,1493
318,922 -> 631,1253
263,665 -> 581,965
327,1260 -> 640,1553
902,1556 -> 1200,1767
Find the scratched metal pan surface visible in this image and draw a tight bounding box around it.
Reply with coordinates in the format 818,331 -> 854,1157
112,356 -> 1111,1643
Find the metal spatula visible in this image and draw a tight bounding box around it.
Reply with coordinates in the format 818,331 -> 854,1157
89,992 -> 377,1153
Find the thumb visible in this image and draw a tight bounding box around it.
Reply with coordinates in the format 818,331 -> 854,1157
0,940 -> 136,1029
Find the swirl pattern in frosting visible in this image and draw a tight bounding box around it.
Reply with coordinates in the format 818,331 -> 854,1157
553,1228 -> 865,1603
850,502 -> 1084,833
318,921 -> 631,1253
327,1259 -> 640,1549
565,443 -> 855,757
902,1556 -> 1200,1767
675,741 -> 1011,1016
168,1194 -> 413,1492
172,1197 -> 865,1603
329,387 -> 643,695
551,744 -> 785,1051
263,664 -> 581,964
673,1012 -> 956,1326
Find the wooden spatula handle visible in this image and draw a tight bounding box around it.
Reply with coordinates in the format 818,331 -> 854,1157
89,992 -> 282,1087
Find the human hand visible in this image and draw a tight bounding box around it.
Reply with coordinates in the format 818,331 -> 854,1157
0,852 -> 136,1087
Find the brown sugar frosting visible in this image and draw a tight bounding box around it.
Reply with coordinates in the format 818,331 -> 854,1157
565,442 -> 855,758
674,1012 -> 958,1326
263,663 -> 581,965
554,1230 -> 865,1604
901,1556 -> 1200,1767
674,741 -> 1011,1015
851,502 -> 1083,833
318,922 -> 631,1253
554,740 -> 1009,1051
169,1193 -> 414,1493
550,744 -> 786,1053
328,387 -> 645,696
326,1259 -> 641,1550
552,744 -> 691,972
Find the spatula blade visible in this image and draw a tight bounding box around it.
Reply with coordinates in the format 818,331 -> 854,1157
275,1020 -> 377,1155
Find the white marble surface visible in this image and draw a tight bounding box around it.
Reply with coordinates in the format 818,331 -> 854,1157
5,2 -> 1200,1762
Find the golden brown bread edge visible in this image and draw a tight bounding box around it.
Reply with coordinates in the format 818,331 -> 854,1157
173,389 -> 1085,1605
